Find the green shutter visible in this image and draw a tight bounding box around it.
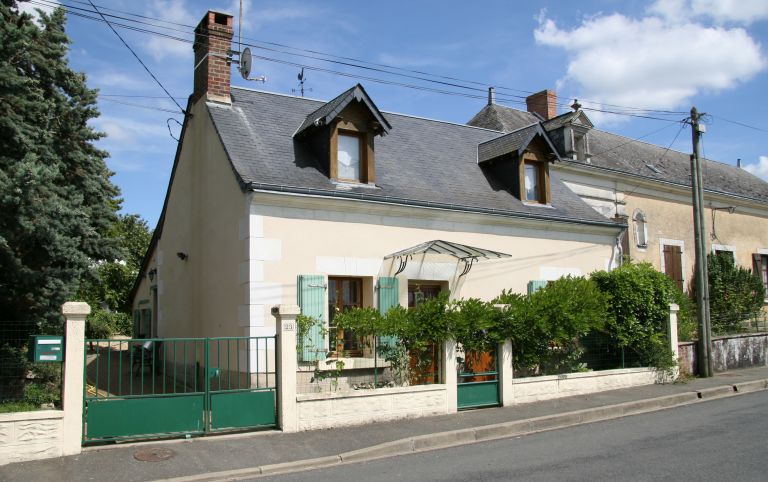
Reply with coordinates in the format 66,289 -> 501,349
141,309 -> 151,338
297,275 -> 327,362
527,280 -> 548,295
377,277 -> 399,349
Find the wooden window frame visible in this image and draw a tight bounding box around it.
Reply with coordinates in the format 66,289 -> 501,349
328,276 -> 365,357
519,156 -> 550,204
330,126 -> 374,184
752,253 -> 768,297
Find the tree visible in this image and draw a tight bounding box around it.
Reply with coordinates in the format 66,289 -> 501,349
0,1 -> 120,327
77,214 -> 152,336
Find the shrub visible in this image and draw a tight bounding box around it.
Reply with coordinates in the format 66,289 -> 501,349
85,310 -> 113,339
591,263 -> 677,371
707,253 -> 764,334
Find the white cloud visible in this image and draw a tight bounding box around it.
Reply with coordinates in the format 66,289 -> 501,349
143,0 -> 197,61
534,6 -> 767,123
651,0 -> 768,25
16,0 -> 60,24
743,156 -> 768,180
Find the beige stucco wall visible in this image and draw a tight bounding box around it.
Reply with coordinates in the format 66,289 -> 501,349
626,192 -> 768,288
511,368 -> 658,404
557,164 -> 768,291
132,100 -> 247,339
248,192 -> 620,334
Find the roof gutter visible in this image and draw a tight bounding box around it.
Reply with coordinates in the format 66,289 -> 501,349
245,181 -> 625,230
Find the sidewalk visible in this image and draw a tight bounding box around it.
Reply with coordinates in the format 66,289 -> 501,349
2,366 -> 767,482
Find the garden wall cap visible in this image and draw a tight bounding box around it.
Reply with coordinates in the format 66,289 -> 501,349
61,302 -> 91,316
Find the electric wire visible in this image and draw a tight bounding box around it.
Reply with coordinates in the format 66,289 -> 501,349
34,0 -> 691,117
84,0 -> 186,114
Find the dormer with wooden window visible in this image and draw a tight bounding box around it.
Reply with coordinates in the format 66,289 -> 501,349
294,84 -> 391,185
478,123 -> 560,205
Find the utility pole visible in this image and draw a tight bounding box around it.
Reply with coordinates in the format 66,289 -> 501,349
689,107 -> 713,377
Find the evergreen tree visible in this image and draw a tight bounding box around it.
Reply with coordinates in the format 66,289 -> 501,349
0,1 -> 120,325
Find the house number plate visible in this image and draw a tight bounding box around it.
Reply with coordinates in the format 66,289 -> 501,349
283,322 -> 295,331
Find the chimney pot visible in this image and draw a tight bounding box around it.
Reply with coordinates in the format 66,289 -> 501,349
526,89 -> 558,120
488,87 -> 496,105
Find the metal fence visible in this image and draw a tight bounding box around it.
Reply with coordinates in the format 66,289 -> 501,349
0,320 -> 63,410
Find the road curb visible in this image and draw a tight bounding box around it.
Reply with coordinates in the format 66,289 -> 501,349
161,380 -> 767,481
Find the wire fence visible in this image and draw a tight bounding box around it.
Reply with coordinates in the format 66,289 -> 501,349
710,311 -> 768,337
0,320 -> 64,412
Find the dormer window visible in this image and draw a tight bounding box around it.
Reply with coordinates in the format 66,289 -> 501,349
477,123 -> 557,206
293,84 -> 391,186
337,132 -> 363,181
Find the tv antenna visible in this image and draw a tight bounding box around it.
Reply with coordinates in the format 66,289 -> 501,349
238,47 -> 266,83
292,68 -> 312,97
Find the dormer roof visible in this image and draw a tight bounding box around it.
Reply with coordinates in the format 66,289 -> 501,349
543,110 -> 594,130
294,83 -> 391,137
478,123 -> 561,164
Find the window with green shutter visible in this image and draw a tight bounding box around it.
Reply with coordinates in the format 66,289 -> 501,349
297,275 -> 327,362
527,280 -> 548,295
377,277 -> 399,349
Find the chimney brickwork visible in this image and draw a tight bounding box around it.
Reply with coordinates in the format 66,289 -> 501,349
526,89 -> 558,120
193,11 -> 233,104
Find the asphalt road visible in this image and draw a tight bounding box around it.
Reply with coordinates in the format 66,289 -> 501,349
263,391 -> 768,481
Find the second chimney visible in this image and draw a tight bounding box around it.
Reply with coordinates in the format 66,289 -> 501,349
193,11 -> 233,104
526,89 -> 558,120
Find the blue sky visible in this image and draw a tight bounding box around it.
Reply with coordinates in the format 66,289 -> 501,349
18,0 -> 768,227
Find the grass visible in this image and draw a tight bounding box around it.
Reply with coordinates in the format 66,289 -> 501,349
0,400 -> 39,413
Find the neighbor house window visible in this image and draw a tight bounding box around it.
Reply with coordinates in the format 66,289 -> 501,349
337,133 -> 362,182
753,254 -> 768,294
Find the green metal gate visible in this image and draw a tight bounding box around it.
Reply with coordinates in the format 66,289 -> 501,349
457,345 -> 500,410
82,336 -> 276,444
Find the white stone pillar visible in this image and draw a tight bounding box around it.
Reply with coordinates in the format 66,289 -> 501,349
61,302 -> 89,456
499,340 -> 514,406
442,339 -> 458,414
273,304 -> 299,433
668,303 -> 680,360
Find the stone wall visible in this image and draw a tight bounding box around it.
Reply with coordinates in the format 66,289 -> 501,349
679,333 -> 768,375
0,410 -> 64,465
296,384 -> 448,431
511,368 -> 658,404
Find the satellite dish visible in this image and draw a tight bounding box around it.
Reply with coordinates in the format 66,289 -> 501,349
240,47 -> 252,80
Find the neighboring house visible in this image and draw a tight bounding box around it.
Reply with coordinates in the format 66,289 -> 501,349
129,10 -> 623,364
469,89 -> 768,294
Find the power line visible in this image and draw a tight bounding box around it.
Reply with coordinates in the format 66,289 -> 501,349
41,0 -> 691,117
99,97 -> 183,114
590,121 -> 684,159
83,1 -> 186,114
710,115 -> 768,134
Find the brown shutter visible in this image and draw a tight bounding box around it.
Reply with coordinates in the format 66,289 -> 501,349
663,245 -> 684,291
753,253 -> 762,275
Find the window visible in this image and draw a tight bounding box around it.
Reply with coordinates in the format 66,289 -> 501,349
663,244 -> 684,291
753,254 -> 768,294
328,277 -> 363,355
336,133 -> 362,181
522,161 -> 548,203
633,210 -> 648,248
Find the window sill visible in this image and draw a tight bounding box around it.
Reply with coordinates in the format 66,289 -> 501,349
332,180 -> 379,190
325,356 -> 390,370
522,202 -> 554,209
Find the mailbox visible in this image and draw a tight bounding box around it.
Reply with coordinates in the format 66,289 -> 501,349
28,336 -> 64,363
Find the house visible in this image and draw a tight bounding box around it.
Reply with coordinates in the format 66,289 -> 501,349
129,10 -> 624,361
469,89 -> 768,294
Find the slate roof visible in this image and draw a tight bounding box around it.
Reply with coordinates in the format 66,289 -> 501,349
469,104 -> 768,204
206,87 -> 618,227
477,123 -> 559,164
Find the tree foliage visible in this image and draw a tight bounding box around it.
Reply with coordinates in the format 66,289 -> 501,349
707,253 -> 764,334
0,1 -> 120,326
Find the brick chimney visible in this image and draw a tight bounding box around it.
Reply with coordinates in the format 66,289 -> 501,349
193,11 -> 233,104
526,89 -> 558,120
